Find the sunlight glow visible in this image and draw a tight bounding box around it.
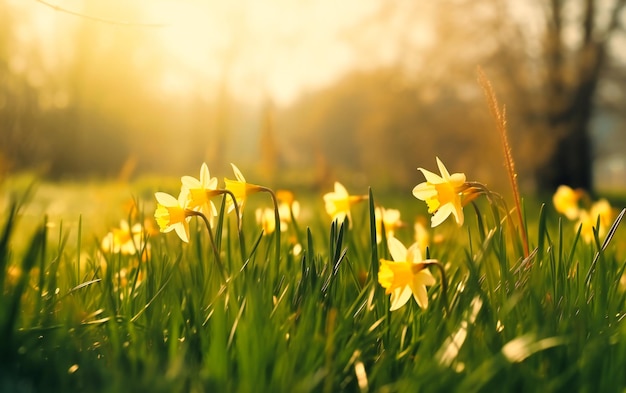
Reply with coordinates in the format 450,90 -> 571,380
145,0 -> 381,104
8,0 -> 437,105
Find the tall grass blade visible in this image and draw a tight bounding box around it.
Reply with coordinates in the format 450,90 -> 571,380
1,225 -> 46,346
368,188 -> 378,283
585,208 -> 626,286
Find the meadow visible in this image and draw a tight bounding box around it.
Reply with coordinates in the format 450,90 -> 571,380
1,81 -> 625,393
1,154 -> 625,393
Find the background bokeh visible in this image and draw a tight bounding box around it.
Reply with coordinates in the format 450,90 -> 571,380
1,0 -> 625,194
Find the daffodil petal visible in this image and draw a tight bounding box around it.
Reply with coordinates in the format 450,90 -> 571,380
431,203 -> 454,227
206,177 -> 218,189
174,222 -> 190,243
436,157 -> 451,179
452,202 -> 464,226
419,270 -> 436,286
406,243 -> 423,263
412,183 -> 437,200
199,163 -> 210,183
181,176 -> 201,188
387,236 -> 408,262
418,168 -> 444,184
155,192 -> 178,205
449,173 -> 466,185
231,163 -> 246,182
334,181 -> 349,197
411,283 -> 429,309
390,286 -> 412,311
162,225 -> 175,233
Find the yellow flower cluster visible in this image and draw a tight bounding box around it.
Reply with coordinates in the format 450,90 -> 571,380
154,163 -> 268,242
154,163 -> 219,243
377,157 -> 486,311
150,158 -> 491,312
553,185 -> 614,243
144,155 -> 618,314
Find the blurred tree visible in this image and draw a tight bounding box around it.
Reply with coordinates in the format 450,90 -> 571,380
277,69 -> 503,191
0,1 -> 47,176
490,0 -> 626,192
341,0 -> 626,192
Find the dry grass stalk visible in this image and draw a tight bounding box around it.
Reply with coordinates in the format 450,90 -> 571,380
477,67 -> 530,258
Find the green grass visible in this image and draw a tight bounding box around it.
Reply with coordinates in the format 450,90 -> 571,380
1,178 -> 626,393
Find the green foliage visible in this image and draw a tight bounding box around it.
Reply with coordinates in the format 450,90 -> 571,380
1,184 -> 625,393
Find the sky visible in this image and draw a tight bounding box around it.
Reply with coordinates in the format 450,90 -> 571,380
149,0 -> 382,104
12,0 -> 411,106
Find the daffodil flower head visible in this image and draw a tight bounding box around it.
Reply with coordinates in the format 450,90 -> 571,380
276,189 -> 300,223
154,191 -> 191,243
276,189 -> 296,206
378,236 -> 436,311
553,185 -> 581,220
576,198 -> 613,243
375,207 -> 402,243
323,181 -> 366,223
414,216 -> 430,255
181,163 -> 219,223
256,207 -> 285,235
101,220 -> 144,255
413,157 -> 468,227
224,163 -> 263,216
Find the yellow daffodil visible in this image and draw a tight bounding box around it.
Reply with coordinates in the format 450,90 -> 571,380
224,163 -> 263,216
576,198 -> 613,243
255,207 -> 285,235
375,207 -> 403,243
553,185 -> 581,220
552,185 -> 614,243
276,189 -> 296,206
323,181 -> 366,223
414,216 -> 430,255
101,220 -> 144,255
279,200 -> 299,223
277,189 -> 300,223
181,163 -> 219,222
413,157 -> 469,227
154,191 -> 191,243
378,236 -> 436,311
256,192 -> 299,235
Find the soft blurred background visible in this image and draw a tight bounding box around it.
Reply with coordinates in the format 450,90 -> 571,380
1,0 -> 625,195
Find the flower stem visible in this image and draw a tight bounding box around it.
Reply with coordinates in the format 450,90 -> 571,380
221,189 -> 247,264
186,210 -> 228,283
259,186 -> 281,266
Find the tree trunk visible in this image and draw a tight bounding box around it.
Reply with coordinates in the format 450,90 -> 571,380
535,121 -> 593,191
